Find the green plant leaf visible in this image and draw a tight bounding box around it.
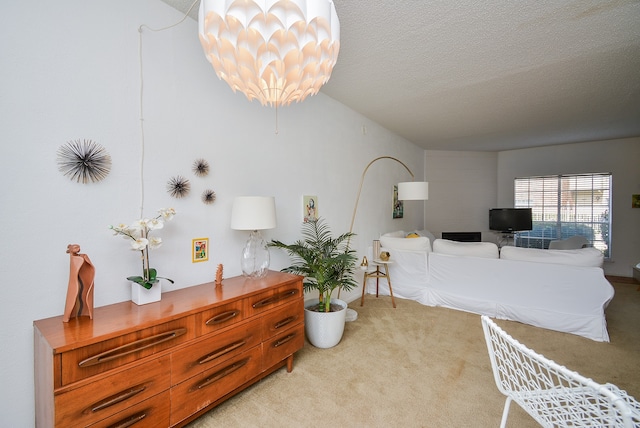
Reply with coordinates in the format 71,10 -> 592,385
269,218 -> 357,308
126,274 -> 160,290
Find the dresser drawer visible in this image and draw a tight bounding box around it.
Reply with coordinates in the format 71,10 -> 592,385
60,317 -> 194,385
197,300 -> 246,336
262,323 -> 305,371
170,346 -> 262,426
247,284 -> 302,317
171,318 -> 261,385
261,299 -> 303,340
89,390 -> 170,428
55,355 -> 170,427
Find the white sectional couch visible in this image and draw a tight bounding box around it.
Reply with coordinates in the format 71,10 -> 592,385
367,231 -> 614,342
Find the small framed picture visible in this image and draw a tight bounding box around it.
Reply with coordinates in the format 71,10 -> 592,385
192,238 -> 209,263
304,195 -> 318,222
633,194 -> 640,208
393,185 -> 403,219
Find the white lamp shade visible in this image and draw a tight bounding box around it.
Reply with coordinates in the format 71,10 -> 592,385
198,0 -> 340,107
231,196 -> 277,230
398,182 -> 429,201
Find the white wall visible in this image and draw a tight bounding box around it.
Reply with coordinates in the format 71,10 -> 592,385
0,1 -> 425,425
423,150 -> 498,242
422,141 -> 640,278
497,138 -> 640,277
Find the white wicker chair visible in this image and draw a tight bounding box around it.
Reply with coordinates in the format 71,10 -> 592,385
481,315 -> 640,427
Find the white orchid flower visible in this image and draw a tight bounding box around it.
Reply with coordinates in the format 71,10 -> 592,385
130,219 -> 148,231
147,218 -> 164,230
131,237 -> 149,251
149,237 -> 163,249
110,224 -> 129,234
110,209 -> 176,287
159,208 -> 176,221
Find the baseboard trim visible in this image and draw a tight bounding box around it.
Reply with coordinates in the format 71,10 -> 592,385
606,275 -> 637,284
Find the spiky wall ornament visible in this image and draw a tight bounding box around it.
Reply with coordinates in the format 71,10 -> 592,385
202,189 -> 216,204
57,139 -> 112,183
192,159 -> 210,177
167,175 -> 190,198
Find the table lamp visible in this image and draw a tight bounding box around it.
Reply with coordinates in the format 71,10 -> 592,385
231,196 -> 277,278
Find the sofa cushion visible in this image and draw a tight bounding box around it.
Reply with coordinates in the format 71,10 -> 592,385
432,239 -> 499,259
499,246 -> 604,267
382,230 -> 406,238
381,231 -> 431,252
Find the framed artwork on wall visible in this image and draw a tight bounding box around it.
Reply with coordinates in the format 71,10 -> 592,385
304,195 -> 318,222
192,238 -> 209,262
633,194 -> 640,208
393,185 -> 403,218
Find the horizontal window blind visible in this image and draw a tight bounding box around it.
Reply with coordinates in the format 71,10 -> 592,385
514,173 -> 611,257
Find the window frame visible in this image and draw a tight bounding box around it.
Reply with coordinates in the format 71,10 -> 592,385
514,173 -> 612,257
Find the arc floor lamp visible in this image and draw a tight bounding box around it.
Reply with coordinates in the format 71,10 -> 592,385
349,156 -> 429,237
342,156 -> 429,313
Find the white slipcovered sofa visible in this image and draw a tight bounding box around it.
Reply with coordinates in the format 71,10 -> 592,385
365,231 -> 614,342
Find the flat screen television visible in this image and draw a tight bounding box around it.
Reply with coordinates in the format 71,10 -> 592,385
489,208 -> 532,233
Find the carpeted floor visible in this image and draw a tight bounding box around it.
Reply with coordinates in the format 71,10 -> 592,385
187,282 -> 639,427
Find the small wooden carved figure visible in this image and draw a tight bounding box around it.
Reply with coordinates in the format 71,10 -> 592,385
63,244 -> 95,322
215,264 -> 223,287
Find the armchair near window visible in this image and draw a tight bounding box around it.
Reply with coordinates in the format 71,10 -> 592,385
548,235 -> 588,250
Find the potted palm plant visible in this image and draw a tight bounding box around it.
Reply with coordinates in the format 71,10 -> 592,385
269,218 -> 357,348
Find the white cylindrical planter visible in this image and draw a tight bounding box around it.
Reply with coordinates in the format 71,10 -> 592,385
131,282 -> 161,305
304,298 -> 347,348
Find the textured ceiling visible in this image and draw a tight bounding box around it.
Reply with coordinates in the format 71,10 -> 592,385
161,0 -> 640,151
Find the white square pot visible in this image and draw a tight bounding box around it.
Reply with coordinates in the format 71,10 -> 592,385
131,282 -> 161,305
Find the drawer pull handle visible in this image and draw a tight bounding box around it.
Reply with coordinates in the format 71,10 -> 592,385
252,296 -> 278,308
273,316 -> 296,330
198,340 -> 247,365
78,328 -> 187,367
273,333 -> 296,348
88,385 -> 147,413
108,411 -> 147,428
195,358 -> 249,390
205,310 -> 240,325
279,289 -> 298,299
252,289 -> 299,308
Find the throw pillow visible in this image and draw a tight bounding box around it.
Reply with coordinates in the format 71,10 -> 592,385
380,232 -> 431,252
499,246 -> 603,268
432,239 -> 499,259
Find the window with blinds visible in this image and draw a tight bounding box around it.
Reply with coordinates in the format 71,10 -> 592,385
514,173 -> 611,257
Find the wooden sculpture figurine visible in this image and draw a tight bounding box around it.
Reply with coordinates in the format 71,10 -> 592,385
63,244 -> 96,322
215,264 -> 223,287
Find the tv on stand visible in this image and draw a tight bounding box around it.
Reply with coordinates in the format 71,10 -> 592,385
489,208 -> 532,234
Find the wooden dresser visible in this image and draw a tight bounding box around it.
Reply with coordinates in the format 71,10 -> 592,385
34,271 -> 304,427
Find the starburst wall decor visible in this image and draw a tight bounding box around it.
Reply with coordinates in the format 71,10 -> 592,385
167,175 -> 191,198
192,158 -> 210,177
202,189 -> 216,204
57,139 -> 112,183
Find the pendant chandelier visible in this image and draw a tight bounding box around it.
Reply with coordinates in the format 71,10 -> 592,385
198,0 -> 340,107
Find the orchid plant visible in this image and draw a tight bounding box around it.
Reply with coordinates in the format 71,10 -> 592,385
109,208 -> 176,289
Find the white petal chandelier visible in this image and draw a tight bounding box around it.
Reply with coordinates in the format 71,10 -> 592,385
198,0 -> 340,107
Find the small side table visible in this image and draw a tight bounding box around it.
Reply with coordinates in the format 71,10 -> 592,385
361,259 -> 396,308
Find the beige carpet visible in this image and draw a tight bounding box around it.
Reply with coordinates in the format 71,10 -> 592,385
187,282 -> 639,427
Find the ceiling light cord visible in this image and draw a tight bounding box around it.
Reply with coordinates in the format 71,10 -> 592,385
137,0 -> 199,218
